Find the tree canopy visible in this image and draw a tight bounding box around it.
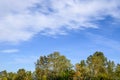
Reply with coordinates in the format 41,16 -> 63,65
0,51 -> 120,80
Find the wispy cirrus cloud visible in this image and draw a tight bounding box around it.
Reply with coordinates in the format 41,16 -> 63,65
87,33 -> 120,51
0,0 -> 120,43
0,49 -> 19,53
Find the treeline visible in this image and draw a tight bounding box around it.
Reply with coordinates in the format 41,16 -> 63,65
0,51 -> 120,80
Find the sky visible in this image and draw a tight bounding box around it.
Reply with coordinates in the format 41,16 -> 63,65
0,0 -> 120,72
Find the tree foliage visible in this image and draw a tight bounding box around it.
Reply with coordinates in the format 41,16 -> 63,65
0,51 -> 120,80
35,52 -> 73,80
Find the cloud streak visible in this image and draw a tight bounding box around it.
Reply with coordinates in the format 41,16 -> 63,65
87,33 -> 120,51
0,49 -> 19,53
0,0 -> 120,43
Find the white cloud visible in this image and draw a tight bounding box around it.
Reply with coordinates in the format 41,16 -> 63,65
0,49 -> 19,53
0,0 -> 120,43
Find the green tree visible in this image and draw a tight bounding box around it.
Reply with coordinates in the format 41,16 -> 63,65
0,70 -> 8,80
15,69 -> 26,80
115,64 -> 120,79
35,67 -> 43,80
25,71 -> 33,80
35,52 -> 73,80
7,72 -> 16,80
35,55 -> 49,80
75,60 -> 88,80
1,70 -> 7,77
48,52 -> 72,78
106,60 -> 115,79
86,51 -> 107,79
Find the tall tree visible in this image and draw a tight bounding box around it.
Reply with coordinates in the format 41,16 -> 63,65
25,71 -> 33,80
86,51 -> 107,79
115,64 -> 120,79
35,55 -> 49,80
75,60 -> 88,80
35,52 -> 73,80
106,60 -> 115,79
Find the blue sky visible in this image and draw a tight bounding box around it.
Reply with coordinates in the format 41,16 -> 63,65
0,0 -> 120,72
